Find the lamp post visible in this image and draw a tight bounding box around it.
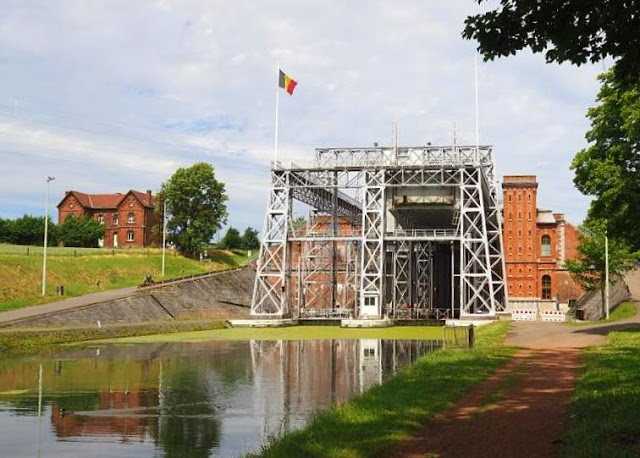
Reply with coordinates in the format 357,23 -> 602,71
605,226 -> 610,319
42,176 -> 55,296
161,198 -> 167,277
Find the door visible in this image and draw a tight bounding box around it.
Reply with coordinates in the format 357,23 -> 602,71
113,232 -> 119,248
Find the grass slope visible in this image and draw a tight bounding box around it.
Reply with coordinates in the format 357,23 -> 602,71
249,322 -> 515,458
0,244 -> 250,312
564,329 -> 640,457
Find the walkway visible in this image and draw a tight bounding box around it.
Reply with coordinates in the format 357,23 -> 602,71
391,270 -> 640,457
0,286 -> 138,326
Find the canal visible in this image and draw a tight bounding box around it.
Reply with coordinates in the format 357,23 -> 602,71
0,339 -> 440,457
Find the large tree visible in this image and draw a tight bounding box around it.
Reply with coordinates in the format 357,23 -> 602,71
240,227 -> 260,249
159,163 -> 228,257
220,227 -> 242,250
57,215 -> 104,247
463,1 -> 640,85
571,68 -> 640,251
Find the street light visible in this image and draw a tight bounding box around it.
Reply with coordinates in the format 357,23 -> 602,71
605,226 -> 610,319
42,176 -> 55,296
161,198 -> 167,277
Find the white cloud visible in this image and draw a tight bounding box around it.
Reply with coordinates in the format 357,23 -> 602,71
0,1 -> 603,228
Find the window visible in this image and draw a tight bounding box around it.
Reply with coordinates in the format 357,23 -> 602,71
127,231 -> 134,242
127,212 -> 135,224
97,213 -> 104,224
113,214 -> 119,225
542,275 -> 551,299
508,194 -> 512,202
541,235 -> 551,256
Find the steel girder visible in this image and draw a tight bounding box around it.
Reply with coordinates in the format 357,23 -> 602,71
414,242 -> 433,312
392,240 -> 411,316
251,171 -> 291,316
359,169 -> 385,317
315,145 -> 493,169
458,167 -> 499,316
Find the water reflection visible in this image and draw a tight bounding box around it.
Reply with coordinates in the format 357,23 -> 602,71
0,339 -> 439,457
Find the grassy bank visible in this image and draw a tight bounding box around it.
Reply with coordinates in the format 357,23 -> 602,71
96,325 -> 447,344
564,329 -> 640,457
569,301 -> 637,327
0,320 -> 228,354
249,322 -> 514,458
0,244 -> 251,312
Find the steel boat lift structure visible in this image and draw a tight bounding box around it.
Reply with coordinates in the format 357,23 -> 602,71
251,145 -> 508,320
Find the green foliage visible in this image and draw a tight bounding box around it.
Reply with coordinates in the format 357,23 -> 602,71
571,69 -> 640,250
159,163 -> 228,257
566,219 -> 639,291
564,330 -> 640,457
463,1 -> 640,85
250,323 -> 514,458
220,227 -> 242,249
57,214 -> 105,248
241,227 -> 260,249
0,215 -> 56,246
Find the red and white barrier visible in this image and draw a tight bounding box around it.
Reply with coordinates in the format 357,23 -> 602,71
512,309 -> 537,321
541,311 -> 566,322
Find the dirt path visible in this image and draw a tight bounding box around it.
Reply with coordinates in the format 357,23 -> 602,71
389,349 -> 580,458
389,269 -> 640,457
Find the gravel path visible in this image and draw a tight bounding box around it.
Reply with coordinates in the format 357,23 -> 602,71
390,270 -> 640,457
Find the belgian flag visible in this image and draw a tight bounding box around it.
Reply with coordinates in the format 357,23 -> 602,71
278,69 -> 298,95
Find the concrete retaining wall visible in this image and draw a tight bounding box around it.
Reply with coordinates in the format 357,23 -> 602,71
577,275 -> 631,321
6,268 -> 255,328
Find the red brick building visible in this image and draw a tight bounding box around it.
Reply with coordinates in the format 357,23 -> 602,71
57,190 -> 162,248
502,175 -> 583,307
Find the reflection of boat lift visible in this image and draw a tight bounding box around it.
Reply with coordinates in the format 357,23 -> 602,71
358,339 -> 382,393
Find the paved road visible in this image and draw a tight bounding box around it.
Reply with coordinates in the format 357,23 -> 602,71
0,286 -> 138,326
506,268 -> 640,349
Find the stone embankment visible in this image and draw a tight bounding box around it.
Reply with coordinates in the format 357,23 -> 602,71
1,267 -> 255,328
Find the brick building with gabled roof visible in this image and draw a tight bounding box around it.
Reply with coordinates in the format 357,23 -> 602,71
57,189 -> 162,248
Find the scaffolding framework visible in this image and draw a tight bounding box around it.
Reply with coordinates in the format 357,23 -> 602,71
251,145 -> 508,319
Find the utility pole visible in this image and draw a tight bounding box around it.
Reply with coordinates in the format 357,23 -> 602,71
161,198 -> 167,277
605,226 -> 610,319
42,176 -> 55,296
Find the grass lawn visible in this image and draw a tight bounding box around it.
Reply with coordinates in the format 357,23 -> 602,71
247,322 -> 515,458
564,329 -> 640,457
92,325 -> 447,344
0,244 -> 252,312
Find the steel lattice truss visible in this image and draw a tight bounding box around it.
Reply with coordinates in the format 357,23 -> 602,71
251,145 -> 508,318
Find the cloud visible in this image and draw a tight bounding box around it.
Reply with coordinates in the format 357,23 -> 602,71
0,0 -> 603,229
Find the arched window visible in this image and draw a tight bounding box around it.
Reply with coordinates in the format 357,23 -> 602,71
127,212 -> 135,224
541,235 -> 551,256
542,275 -> 551,299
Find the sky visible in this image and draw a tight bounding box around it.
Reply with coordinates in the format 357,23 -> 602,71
0,0 -> 606,233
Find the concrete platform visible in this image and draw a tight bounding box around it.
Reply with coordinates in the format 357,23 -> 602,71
228,318 -> 297,328
341,318 -> 394,328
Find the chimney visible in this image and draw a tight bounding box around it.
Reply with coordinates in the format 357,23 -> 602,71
147,189 -> 152,203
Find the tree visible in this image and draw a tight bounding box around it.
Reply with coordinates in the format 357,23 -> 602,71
1,215 -> 57,246
159,163 -> 228,257
566,219 -> 639,317
463,1 -> 640,85
240,227 -> 260,249
57,215 -> 105,247
220,227 -> 242,250
570,68 -> 640,251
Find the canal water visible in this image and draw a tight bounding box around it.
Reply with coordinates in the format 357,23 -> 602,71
0,339 -> 440,457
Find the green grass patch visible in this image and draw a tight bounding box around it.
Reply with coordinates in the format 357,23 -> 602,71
248,322 -> 514,458
93,325 -> 447,344
564,328 -> 640,457
0,244 -> 253,312
0,320 -> 228,355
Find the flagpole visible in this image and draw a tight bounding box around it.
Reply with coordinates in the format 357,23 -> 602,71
474,53 -> 479,160
274,60 -> 280,165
